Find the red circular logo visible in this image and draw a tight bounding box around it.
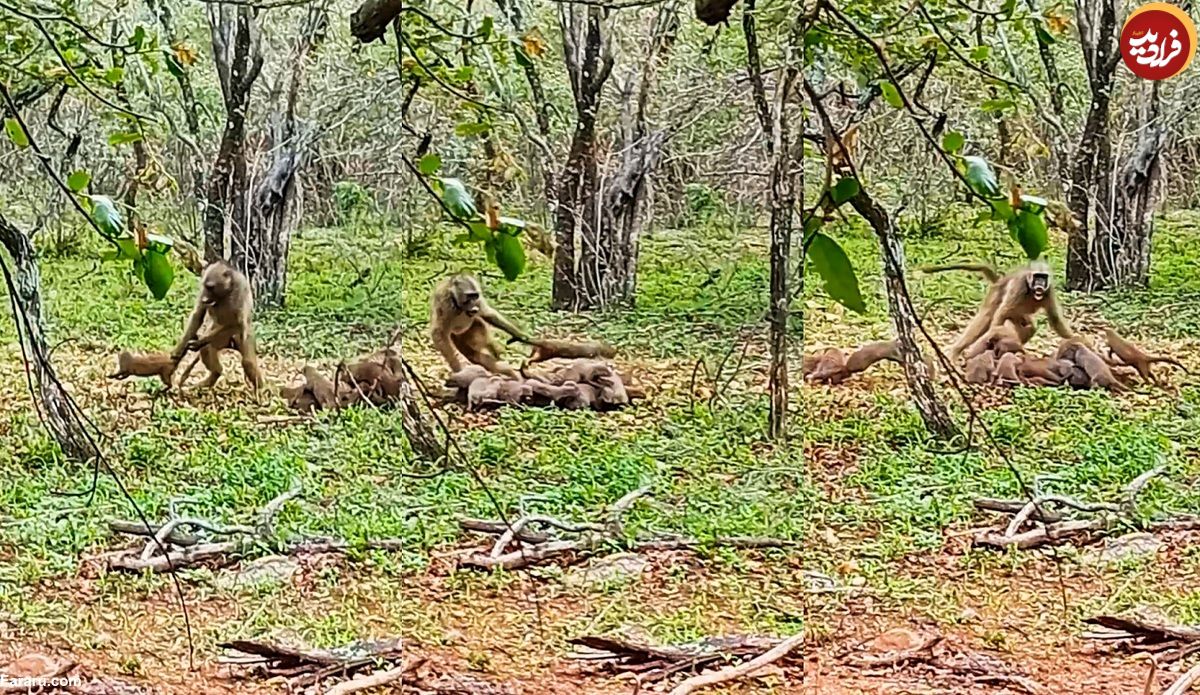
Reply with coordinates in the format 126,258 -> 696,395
1121,3 -> 1197,80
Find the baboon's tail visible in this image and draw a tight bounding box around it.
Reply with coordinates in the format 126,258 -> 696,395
918,262 -> 1001,283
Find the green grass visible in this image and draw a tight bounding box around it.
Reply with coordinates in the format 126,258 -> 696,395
0,217 -> 807,656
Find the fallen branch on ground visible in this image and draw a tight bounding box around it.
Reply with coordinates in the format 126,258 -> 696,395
842,632 -> 1043,694
667,633 -> 804,695
569,633 -> 799,688
457,486 -> 794,570
969,469 -> 1194,551
1083,614 -> 1200,664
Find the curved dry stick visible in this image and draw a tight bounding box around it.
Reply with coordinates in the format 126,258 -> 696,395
666,633 -> 803,695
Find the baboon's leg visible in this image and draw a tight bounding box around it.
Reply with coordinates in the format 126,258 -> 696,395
199,347 -> 223,388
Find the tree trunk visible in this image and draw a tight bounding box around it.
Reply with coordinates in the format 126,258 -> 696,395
234,6 -> 327,308
1064,0 -> 1161,291
0,215 -> 99,463
849,191 -> 959,441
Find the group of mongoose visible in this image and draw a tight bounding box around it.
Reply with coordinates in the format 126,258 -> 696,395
109,264 -> 641,413
804,261 -> 1188,391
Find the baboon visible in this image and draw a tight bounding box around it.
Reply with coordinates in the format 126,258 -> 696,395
526,379 -> 583,408
340,360 -> 400,405
592,369 -> 630,410
964,352 -> 995,384
172,261 -> 262,389
1074,345 -> 1128,392
430,274 -> 528,378
279,384 -> 318,413
467,376 -> 532,410
920,262 -> 1002,283
804,348 -> 847,384
550,359 -> 614,386
1104,328 -> 1189,383
1019,357 -> 1074,387
947,262 -> 1074,361
110,351 -> 178,388
995,353 -> 1024,386
557,381 -> 598,410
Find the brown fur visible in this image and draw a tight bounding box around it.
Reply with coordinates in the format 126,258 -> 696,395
963,320 -> 1026,360
1104,328 -> 1189,383
525,338 -> 616,363
467,376 -> 533,411
946,262 -> 1074,361
430,274 -> 528,378
1019,357 -> 1074,387
110,351 -> 178,387
804,348 -> 847,384
1075,345 -> 1128,392
844,340 -> 901,375
994,353 -> 1024,386
172,261 -> 262,389
963,352 -> 995,384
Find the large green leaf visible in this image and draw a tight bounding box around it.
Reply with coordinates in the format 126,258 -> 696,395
1012,210 -> 1048,259
417,153 -> 441,175
1034,22 -> 1057,46
439,178 -> 477,219
969,45 -> 991,62
942,130 -> 965,154
988,198 -> 1015,222
879,81 -> 903,109
104,67 -> 124,85
142,247 -> 174,299
963,156 -> 1000,197
493,231 -> 526,281
88,195 -> 124,238
830,177 -> 860,205
4,118 -> 29,148
1017,194 -> 1048,213
497,216 -> 527,234
807,232 -> 866,314
67,170 -> 91,193
467,221 -> 493,242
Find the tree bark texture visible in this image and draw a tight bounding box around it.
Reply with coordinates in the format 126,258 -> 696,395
1065,0 -> 1162,291
0,216 -> 99,463
849,192 -> 960,441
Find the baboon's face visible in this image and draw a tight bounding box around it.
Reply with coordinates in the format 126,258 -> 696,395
1028,271 -> 1049,301
451,277 -> 482,316
201,268 -> 234,306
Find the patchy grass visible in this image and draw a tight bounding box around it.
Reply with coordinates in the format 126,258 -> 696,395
0,218 -> 806,692
801,208 -> 1200,690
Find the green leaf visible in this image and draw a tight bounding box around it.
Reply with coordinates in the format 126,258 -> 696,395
113,237 -> 140,260
440,178 -> 477,219
802,216 -> 824,243
493,231 -> 526,281
417,153 -> 442,175
1034,22 -> 1057,45
145,233 -> 174,250
969,45 -> 991,62
497,216 -> 527,232
467,221 -> 493,242
104,66 -> 124,85
988,198 -> 1015,222
512,41 -> 533,68
879,81 -> 903,109
807,232 -> 866,314
1017,194 -> 1048,213
980,98 -> 1016,112
131,25 -> 147,50
454,121 -> 491,137
4,118 -> 29,148
108,130 -> 144,146
88,195 -> 124,238
942,130 -> 965,154
963,156 -> 1000,197
1001,0 -> 1017,16
451,66 -> 475,83
484,237 -> 497,264
143,247 -> 174,299
830,177 -> 860,205
66,170 -> 90,193
1013,210 -> 1048,259
163,49 -> 185,78
479,15 -> 494,39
